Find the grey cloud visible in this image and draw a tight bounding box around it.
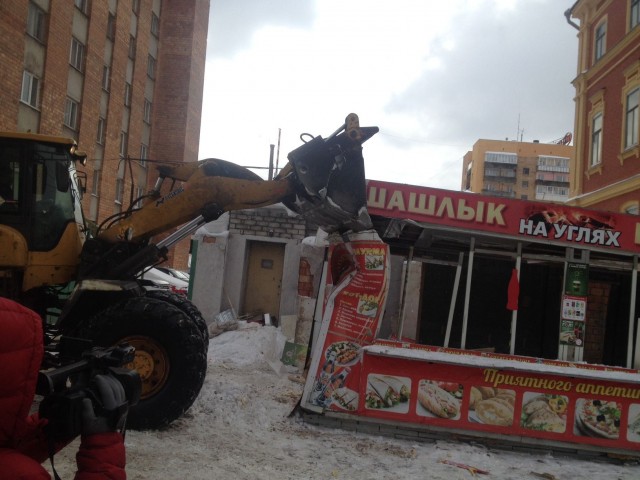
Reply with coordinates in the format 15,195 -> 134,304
208,0 -> 315,59
385,1 -> 578,147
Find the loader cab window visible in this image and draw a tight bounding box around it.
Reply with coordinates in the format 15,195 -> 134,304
0,137 -> 81,251
0,145 -> 22,214
30,143 -> 77,251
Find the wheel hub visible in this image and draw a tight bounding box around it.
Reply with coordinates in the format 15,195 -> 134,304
120,335 -> 169,399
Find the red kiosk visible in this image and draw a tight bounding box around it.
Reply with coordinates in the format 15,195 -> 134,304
301,180 -> 640,458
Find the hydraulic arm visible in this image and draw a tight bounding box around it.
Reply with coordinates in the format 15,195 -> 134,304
79,114 -> 378,281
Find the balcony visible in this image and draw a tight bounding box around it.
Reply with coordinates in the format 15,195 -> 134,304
484,168 -> 517,182
482,189 -> 516,198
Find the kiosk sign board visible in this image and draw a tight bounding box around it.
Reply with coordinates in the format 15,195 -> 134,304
366,180 -> 640,254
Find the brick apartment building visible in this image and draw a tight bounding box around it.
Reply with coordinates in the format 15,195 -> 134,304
0,0 -> 209,269
567,0 -> 640,214
461,138 -> 573,202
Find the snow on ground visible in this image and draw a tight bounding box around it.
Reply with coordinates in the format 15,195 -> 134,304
47,323 -> 640,479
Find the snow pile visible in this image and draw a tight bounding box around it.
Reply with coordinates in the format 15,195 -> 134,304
45,323 -> 640,480
209,321 -> 286,366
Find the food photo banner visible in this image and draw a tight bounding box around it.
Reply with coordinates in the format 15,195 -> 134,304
356,346 -> 640,456
302,231 -> 390,412
366,180 -> 640,254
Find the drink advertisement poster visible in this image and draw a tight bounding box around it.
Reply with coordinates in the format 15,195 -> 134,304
560,263 -> 588,347
560,319 -> 585,347
564,263 -> 588,297
303,231 -> 389,413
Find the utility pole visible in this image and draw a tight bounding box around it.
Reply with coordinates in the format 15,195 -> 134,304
275,128 -> 281,176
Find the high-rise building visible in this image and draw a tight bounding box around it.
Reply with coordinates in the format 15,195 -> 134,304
462,138 -> 573,202
567,1 -> 640,214
0,0 -> 210,269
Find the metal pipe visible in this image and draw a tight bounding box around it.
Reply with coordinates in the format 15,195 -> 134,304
397,247 -> 414,341
326,122 -> 346,141
564,7 -> 579,30
156,215 -> 206,250
461,237 -> 475,349
509,243 -> 522,355
444,252 -> 464,348
629,256 -> 638,368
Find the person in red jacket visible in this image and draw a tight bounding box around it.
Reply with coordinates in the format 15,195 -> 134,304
0,297 -> 127,479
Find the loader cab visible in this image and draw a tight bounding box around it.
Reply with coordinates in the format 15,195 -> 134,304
0,132 -> 88,293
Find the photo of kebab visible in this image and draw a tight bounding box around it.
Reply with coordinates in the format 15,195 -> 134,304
416,380 -> 461,419
520,394 -> 568,433
365,375 -> 410,411
332,388 -> 358,411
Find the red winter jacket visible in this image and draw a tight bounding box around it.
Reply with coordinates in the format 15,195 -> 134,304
0,297 -> 126,479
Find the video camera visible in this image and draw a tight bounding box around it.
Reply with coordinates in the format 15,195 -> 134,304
36,338 -> 142,440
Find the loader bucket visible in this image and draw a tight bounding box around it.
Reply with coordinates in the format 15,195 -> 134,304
284,114 -> 378,234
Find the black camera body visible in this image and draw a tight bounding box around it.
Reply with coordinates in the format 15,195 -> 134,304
37,340 -> 141,440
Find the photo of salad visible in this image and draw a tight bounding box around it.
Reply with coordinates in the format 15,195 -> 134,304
357,298 -> 378,317
364,254 -> 384,270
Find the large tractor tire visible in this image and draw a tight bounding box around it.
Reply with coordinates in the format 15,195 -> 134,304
79,296 -> 207,430
144,290 -> 209,347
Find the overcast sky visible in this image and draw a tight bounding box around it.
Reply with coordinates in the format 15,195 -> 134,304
199,0 -> 578,190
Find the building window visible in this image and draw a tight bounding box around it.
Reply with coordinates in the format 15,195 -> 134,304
536,186 -> 568,197
115,178 -> 124,205
132,0 -> 140,14
91,169 -> 100,196
632,0 -> 640,29
521,194 -> 528,200
74,0 -> 88,14
485,152 -> 517,164
27,2 -> 46,42
128,35 -> 136,60
522,180 -> 528,188
20,71 -> 39,108
143,99 -> 152,124
537,156 -> 569,171
101,65 -> 111,91
625,87 -> 639,149
119,132 -> 128,157
590,112 -> 603,167
522,167 -> 529,175
134,186 -> 145,208
96,117 -> 105,144
147,55 -> 156,79
594,21 -> 606,62
140,144 -> 148,166
70,37 -> 85,72
151,12 -> 160,37
107,13 -> 116,40
64,98 -> 79,130
124,82 -> 132,107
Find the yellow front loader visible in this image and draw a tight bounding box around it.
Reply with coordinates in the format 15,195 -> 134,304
0,114 -> 377,429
